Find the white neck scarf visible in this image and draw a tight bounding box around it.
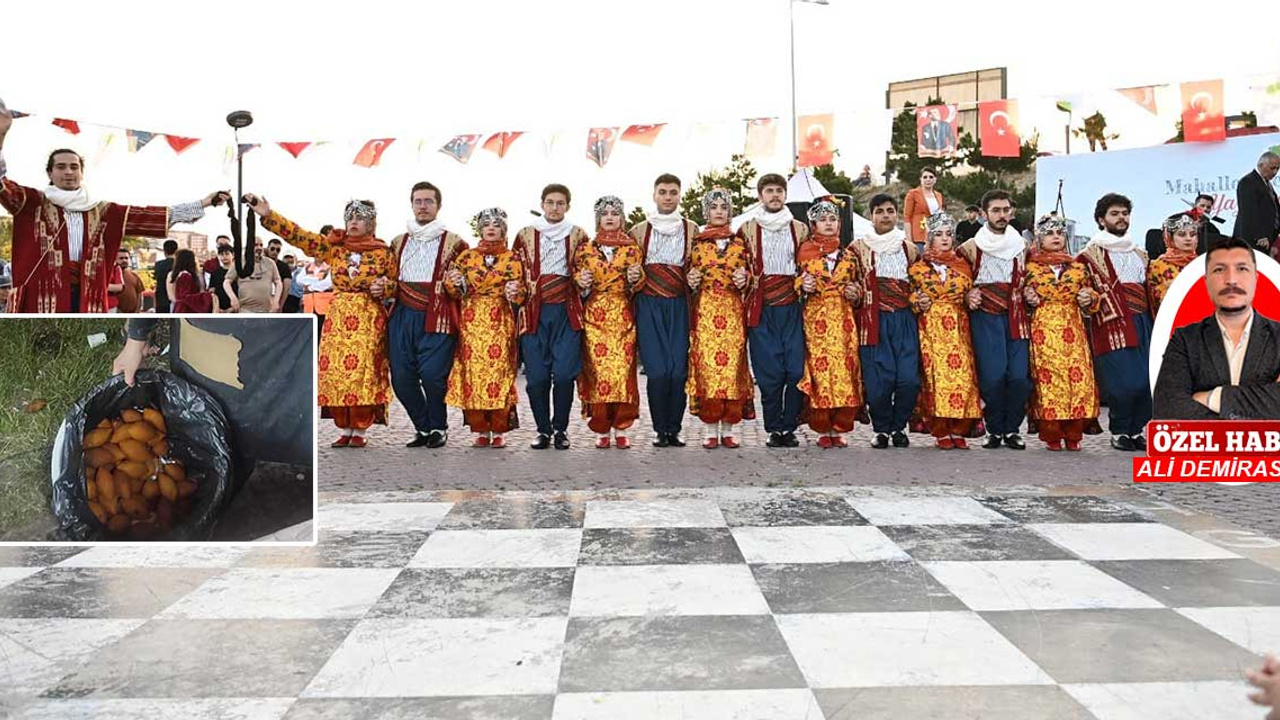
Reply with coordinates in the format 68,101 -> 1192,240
406,218 -> 446,244
535,216 -> 572,244
864,227 -> 906,255
43,184 -> 96,213
647,209 -> 684,236
974,224 -> 1025,261
757,207 -> 794,232
1088,229 -> 1135,253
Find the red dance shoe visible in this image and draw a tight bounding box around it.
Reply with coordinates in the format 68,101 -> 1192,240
951,436 -> 968,449
833,435 -> 848,448
937,437 -> 955,450
703,437 -> 720,449
347,436 -> 367,449
817,435 -> 833,448
1066,439 -> 1082,452
596,436 -> 612,449
490,435 -> 505,448
331,435 -> 351,448
721,436 -> 740,449
474,435 -> 491,447
614,436 -> 631,449
1046,440 -> 1063,452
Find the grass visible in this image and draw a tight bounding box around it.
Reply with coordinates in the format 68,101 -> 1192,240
0,319 -> 169,539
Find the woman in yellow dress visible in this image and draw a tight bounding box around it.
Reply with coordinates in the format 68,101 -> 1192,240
248,194 -> 396,449
795,197 -> 864,448
1147,211 -> 1203,318
686,188 -> 754,449
1024,214 -> 1101,451
909,213 -> 982,449
444,208 -> 526,448
574,196 -> 645,449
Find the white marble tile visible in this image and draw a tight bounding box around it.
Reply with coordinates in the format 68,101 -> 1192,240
569,565 -> 770,617
848,497 -> 1012,526
55,546 -> 248,569
731,526 -> 909,564
553,689 -> 824,719
775,611 -> 1052,688
0,566 -> 43,591
14,698 -> 296,720
409,529 -> 582,568
584,500 -> 726,529
318,502 -> 453,533
302,617 -> 567,697
1029,524 -> 1241,561
0,618 -> 145,696
1177,607 -> 1280,655
1064,681 -> 1260,720
156,568 -> 399,619
923,561 -> 1165,611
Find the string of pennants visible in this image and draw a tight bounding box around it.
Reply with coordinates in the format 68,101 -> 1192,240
3,77 -> 1248,171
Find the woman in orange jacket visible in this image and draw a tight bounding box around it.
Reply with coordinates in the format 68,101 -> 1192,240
902,167 -> 944,245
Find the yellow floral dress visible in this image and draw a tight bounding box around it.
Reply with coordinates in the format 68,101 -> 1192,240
1147,257 -> 1191,319
262,211 -> 397,425
909,259 -> 982,427
1026,261 -> 1100,423
686,230 -> 755,422
575,237 -> 644,431
444,246 -> 525,429
795,245 -> 864,425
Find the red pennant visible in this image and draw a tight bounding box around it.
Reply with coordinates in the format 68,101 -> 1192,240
586,127 -> 619,168
165,135 -> 200,155
1181,79 -> 1226,143
482,132 -> 522,158
52,118 -> 81,135
621,124 -> 665,146
278,142 -> 312,159
1117,86 -> 1159,115
354,138 -> 395,168
978,100 -> 1021,158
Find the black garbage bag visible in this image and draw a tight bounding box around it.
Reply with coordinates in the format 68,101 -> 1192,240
51,369 -> 235,541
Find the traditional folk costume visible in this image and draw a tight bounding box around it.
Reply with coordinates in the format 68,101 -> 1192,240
444,208 -> 525,447
741,207 -> 808,446
1147,212 -> 1202,318
795,199 -> 863,447
0,151 -> 206,313
389,216 -> 468,447
262,202 -> 397,447
1077,223 -> 1153,447
910,214 -> 982,448
629,209 -> 698,446
513,215 -> 591,446
956,222 -> 1032,448
1026,215 -> 1100,451
576,196 -> 645,448
687,189 -> 755,448
849,225 -> 921,446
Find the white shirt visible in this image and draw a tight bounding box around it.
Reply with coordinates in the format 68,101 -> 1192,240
539,234 -> 570,276
399,234 -> 442,282
646,226 -> 686,266
924,193 -> 940,215
875,249 -> 910,280
1108,250 -> 1146,283
760,226 -> 797,275
1208,310 -> 1254,413
976,254 -> 1014,284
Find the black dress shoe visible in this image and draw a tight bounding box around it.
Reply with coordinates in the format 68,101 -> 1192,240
666,433 -> 686,448
1003,433 -> 1026,450
1130,435 -> 1147,452
766,432 -> 787,448
983,434 -> 1005,449
891,431 -> 910,448
783,431 -> 800,448
531,433 -> 551,450
426,430 -> 448,449
554,431 -> 571,450
1110,435 -> 1135,451
871,433 -> 890,449
406,433 -> 431,448
653,434 -> 671,448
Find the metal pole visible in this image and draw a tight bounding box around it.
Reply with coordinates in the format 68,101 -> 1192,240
1065,112 -> 1071,155
789,0 -> 797,171
235,129 -> 243,225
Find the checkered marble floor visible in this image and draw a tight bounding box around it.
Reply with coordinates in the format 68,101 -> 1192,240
3,488 -> 1279,719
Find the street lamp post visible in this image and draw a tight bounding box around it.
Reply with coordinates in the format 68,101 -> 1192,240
789,0 -> 828,172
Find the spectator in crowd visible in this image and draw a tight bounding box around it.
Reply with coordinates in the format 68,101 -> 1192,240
152,239 -> 178,313
854,164 -> 873,187
283,254 -> 304,313
113,249 -> 145,314
903,167 -> 944,246
167,248 -> 212,313
209,244 -> 239,312
0,256 -> 9,282
104,251 -> 124,313
1235,151 -> 1280,254
0,272 -> 11,313
1192,193 -> 1225,252
956,204 -> 982,242
266,238 -> 293,312
224,237 -> 281,313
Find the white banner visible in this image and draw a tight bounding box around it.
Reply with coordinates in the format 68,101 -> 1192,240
1035,134 -> 1280,252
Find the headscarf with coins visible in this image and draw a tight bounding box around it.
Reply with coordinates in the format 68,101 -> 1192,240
473,207 -> 509,254
697,188 -> 735,240
344,199 -> 377,225
921,212 -> 967,274
1160,210 -> 1202,267
1028,213 -> 1075,266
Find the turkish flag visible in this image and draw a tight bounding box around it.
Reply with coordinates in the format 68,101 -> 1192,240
979,100 -> 1021,158
354,138 -> 395,168
482,132 -> 522,158
744,118 -> 777,157
796,113 -> 834,167
52,118 -> 80,135
621,124 -> 664,146
165,135 -> 200,155
278,142 -> 312,159
586,127 -> 619,168
1181,79 -> 1226,143
1118,86 -> 1159,115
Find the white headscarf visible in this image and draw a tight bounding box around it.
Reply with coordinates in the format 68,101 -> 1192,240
757,207 -> 794,232
1087,229 -> 1135,252
647,209 -> 685,236
864,226 -> 907,255
974,224 -> 1026,261
535,214 -> 572,243
405,217 -> 446,243
43,185 -> 96,212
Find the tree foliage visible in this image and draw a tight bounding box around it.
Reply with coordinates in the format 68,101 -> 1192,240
680,154 -> 758,226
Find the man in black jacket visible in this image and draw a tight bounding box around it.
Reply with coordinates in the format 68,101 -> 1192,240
1233,151 -> 1280,253
152,239 -> 178,313
1153,237 -> 1280,420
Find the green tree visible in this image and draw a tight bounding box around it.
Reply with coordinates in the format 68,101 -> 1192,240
680,154 -> 758,225
809,164 -> 863,215
1073,111 -> 1119,152
0,216 -> 11,263
627,206 -> 647,228
956,130 -> 1039,186
886,97 -> 961,184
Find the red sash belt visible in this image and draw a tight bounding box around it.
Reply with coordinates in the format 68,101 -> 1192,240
539,274 -> 573,304
396,281 -> 434,311
977,282 -> 1013,314
761,274 -> 798,306
877,277 -> 911,311
642,264 -> 687,298
1120,282 -> 1148,315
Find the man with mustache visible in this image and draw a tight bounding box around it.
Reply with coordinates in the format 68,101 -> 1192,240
1153,236 -> 1280,419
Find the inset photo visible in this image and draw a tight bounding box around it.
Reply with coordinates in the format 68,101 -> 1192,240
0,316 -> 315,542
